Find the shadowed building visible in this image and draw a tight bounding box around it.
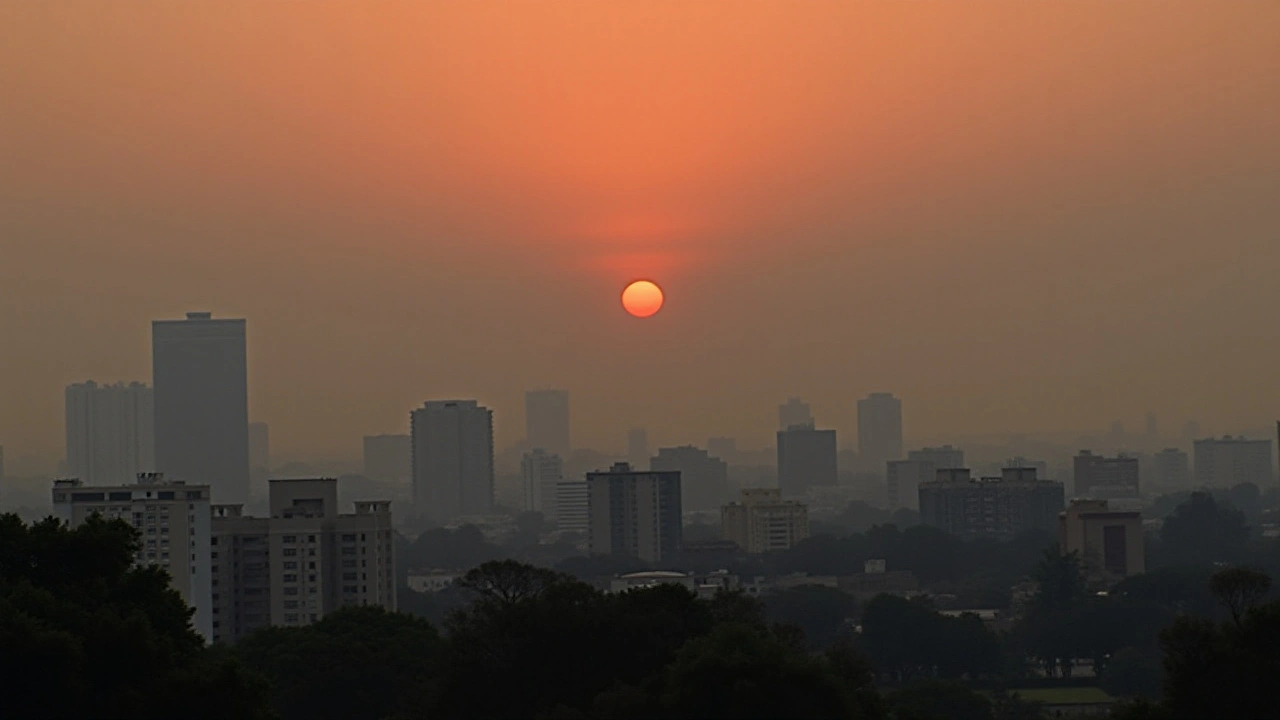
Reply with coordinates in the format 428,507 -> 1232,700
587,462 -> 682,563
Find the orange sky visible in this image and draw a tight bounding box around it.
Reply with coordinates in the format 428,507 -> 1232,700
2,1 -> 1279,466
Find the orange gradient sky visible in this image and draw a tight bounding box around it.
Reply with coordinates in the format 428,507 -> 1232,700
2,1 -> 1279,465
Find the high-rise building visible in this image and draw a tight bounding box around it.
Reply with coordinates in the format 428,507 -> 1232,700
1193,436 -> 1274,488
521,448 -> 564,514
555,480 -> 590,534
707,437 -> 738,465
152,312 -> 249,505
627,428 -> 649,470
651,445 -> 730,512
410,400 -> 494,521
1146,448 -> 1191,492
857,393 -> 903,475
525,389 -> 570,460
908,445 -> 965,470
776,425 -> 837,498
918,467 -> 1065,540
1073,451 -> 1140,498
721,488 -> 810,554
210,478 -> 395,643
778,397 -> 813,431
587,462 -> 682,562
363,434 -> 411,481
886,459 -> 934,510
64,381 -> 155,485
53,473 -> 213,639
1059,499 -> 1145,583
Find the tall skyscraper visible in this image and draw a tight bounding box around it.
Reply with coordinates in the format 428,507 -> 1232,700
410,400 -> 494,521
778,397 -> 813,431
627,428 -> 649,470
587,462 -> 682,562
776,425 -> 838,498
1193,436 -> 1273,488
525,389 -> 570,460
152,312 -> 249,504
857,393 -> 903,475
521,448 -> 564,514
363,434 -> 411,481
651,445 -> 729,512
64,381 -> 155,485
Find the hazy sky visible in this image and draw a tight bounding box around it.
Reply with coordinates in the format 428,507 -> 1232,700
2,1 -> 1278,464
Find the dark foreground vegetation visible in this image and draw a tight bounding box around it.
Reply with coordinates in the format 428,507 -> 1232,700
2,505 -> 1278,719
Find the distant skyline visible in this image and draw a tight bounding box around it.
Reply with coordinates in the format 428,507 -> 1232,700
2,2 -> 1279,463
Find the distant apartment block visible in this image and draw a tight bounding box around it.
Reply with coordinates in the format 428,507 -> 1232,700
1146,448 -> 1191,492
555,480 -> 590,535
857,392 -> 904,475
153,312 -> 250,505
908,445 -> 965,470
363,434 -> 411,481
651,445 -> 730,512
525,389 -> 571,460
410,400 -> 494,522
521,448 -> 564,514
210,478 -> 395,644
627,428 -> 649,470
778,397 -> 813,431
53,473 -> 213,639
1193,436 -> 1274,488
587,462 -> 682,563
918,468 -> 1065,540
777,425 -> 838,498
1059,499 -> 1145,582
721,488 -> 810,554
64,381 -> 155,486
707,437 -> 738,465
888,460 -> 936,510
1073,451 -> 1140,498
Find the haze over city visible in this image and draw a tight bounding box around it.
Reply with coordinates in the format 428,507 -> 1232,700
3,1 -> 1279,469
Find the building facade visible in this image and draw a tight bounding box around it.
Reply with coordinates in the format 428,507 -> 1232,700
918,467 -> 1065,540
525,389 -> 570,460
857,392 -> 904,476
1073,450 -> 1140,498
908,445 -> 965,470
1146,448 -> 1191,492
1193,436 -> 1274,488
887,459 -> 934,510
587,462 -> 682,563
721,488 -> 810,554
1059,499 -> 1145,582
521,448 -> 564,514
64,380 -> 155,486
410,400 -> 494,522
210,478 -> 395,644
555,480 -> 590,534
152,312 -> 250,505
777,425 -> 838,498
651,445 -> 730,512
778,397 -> 813,431
53,473 -> 213,639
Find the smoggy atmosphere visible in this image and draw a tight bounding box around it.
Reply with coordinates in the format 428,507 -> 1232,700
3,1 -> 1279,465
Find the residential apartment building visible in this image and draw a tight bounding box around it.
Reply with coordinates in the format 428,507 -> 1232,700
521,448 -> 564,514
651,445 -> 730,512
918,467 -> 1065,540
555,480 -> 590,535
525,389 -> 571,461
64,381 -> 155,485
778,397 -> 813,431
721,488 -> 810,554
908,445 -> 965,471
1193,436 -> 1274,488
887,459 -> 934,510
857,392 -> 904,476
209,478 -> 395,643
777,424 -> 837,498
53,473 -> 213,639
1059,499 -> 1145,583
587,462 -> 682,563
1073,450 -> 1140,498
1146,448 -> 1191,492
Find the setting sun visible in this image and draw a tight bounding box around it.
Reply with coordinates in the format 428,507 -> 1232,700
621,280 -> 664,318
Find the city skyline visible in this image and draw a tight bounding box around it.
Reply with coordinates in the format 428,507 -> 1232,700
3,2 -> 1279,465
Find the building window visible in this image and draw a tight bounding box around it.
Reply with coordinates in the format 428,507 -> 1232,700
282,535 -> 297,544
284,613 -> 299,623
283,561 -> 297,570
283,574 -> 297,583
283,548 -> 298,557
308,535 -> 316,543
341,534 -> 356,542
283,587 -> 299,596
283,600 -> 299,609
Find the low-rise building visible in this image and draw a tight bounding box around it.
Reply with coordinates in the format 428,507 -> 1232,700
721,488 -> 810,554
1059,499 -> 1144,583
